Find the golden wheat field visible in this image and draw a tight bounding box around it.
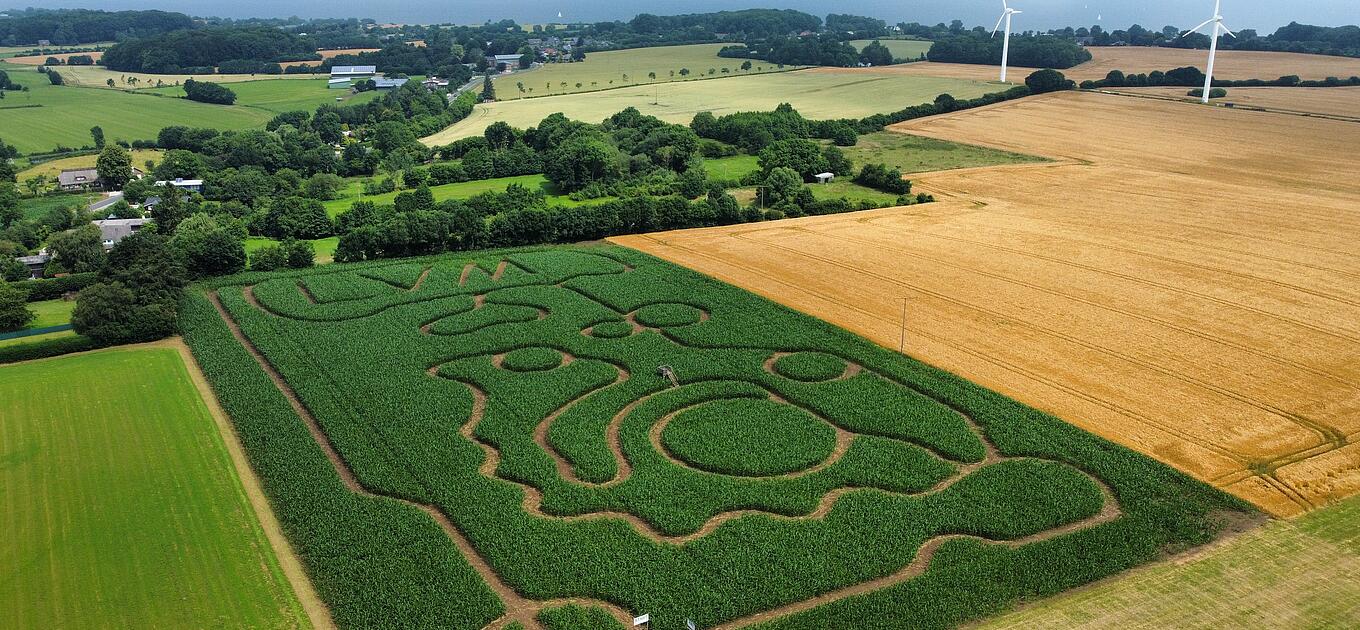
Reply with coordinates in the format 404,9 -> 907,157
613,91 -> 1360,518
827,46 -> 1360,83
1115,86 -> 1360,119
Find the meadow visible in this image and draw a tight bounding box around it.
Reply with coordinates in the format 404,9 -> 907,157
424,70 -> 1006,144
0,63 -> 272,154
984,494 -> 1360,628
849,39 -> 932,62
146,77 -> 382,114
183,244 -> 1249,629
494,44 -> 798,100
246,236 -> 340,264
16,191 -> 98,220
0,346 -> 310,628
320,173 -> 618,216
840,132 -> 1046,174
617,90 -> 1360,518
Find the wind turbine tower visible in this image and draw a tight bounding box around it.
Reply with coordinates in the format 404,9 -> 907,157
1182,0 -> 1238,104
991,0 -> 1023,83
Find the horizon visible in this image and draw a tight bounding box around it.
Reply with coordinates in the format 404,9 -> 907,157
2,1 -> 1356,33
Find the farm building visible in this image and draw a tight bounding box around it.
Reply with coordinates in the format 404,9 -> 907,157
330,65 -> 377,80
153,178 -> 203,193
328,78 -> 352,89
91,218 -> 149,249
373,77 -> 409,90
58,168 -> 101,191
14,253 -> 50,279
489,54 -> 522,70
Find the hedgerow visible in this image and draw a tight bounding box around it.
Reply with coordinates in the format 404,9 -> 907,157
187,244 -> 1253,630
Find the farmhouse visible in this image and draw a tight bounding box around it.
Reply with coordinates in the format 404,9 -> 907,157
153,178 -> 203,193
91,218 -> 149,250
330,65 -> 376,80
58,168 -> 101,191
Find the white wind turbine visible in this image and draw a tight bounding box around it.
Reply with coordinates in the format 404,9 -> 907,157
991,0 -> 1023,83
1181,0 -> 1237,104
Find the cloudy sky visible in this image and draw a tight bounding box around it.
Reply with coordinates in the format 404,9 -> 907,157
13,1 -> 1358,32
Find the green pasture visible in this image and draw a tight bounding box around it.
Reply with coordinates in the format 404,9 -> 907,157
0,346 -> 309,628
850,39 -> 933,62
246,236 -> 340,264
145,78 -> 382,115
495,44 -> 796,100
322,174 -> 611,216
17,192 -> 97,220
702,155 -> 759,181
841,132 -> 1048,174
426,70 -> 1006,144
0,63 -> 272,154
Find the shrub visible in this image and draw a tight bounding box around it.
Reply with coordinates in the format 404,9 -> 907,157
182,78 -> 237,105
1188,87 -> 1229,99
0,280 -> 34,332
854,163 -> 912,195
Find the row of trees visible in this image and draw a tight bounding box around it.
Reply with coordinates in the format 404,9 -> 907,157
926,34 -> 1093,69
0,8 -> 194,47
101,27 -> 318,74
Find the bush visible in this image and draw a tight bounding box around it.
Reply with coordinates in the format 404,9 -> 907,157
1025,69 -> 1075,94
0,334 -> 100,365
182,78 -> 237,105
10,273 -> 98,301
854,163 -> 912,195
1188,87 -> 1229,99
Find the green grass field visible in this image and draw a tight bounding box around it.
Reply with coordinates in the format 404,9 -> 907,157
850,39 -> 933,62
841,132 -> 1048,174
145,78 -> 382,114
322,173 -> 611,216
185,244 -> 1250,629
494,44 -> 797,100
0,346 -> 309,628
23,298 -> 76,328
246,236 -> 340,264
17,192 -> 97,220
983,495 -> 1360,628
425,70 -> 1006,145
702,155 -> 759,181
0,63 -> 273,154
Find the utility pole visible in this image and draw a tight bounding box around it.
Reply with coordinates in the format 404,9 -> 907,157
898,297 -> 909,353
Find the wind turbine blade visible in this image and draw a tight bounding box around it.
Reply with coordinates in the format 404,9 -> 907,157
1012,10 -> 1023,14
1182,18 -> 1214,37
1220,24 -> 1238,38
992,13 -> 1006,37
1002,0 -> 1009,10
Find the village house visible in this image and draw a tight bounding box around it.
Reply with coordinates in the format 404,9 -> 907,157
90,218 -> 149,250
58,168 -> 101,192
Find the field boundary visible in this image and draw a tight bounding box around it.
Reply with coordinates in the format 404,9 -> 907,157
169,337 -> 335,629
1097,88 -> 1360,124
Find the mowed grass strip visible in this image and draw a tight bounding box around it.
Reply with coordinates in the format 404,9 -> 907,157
980,495 -> 1360,628
425,70 -> 1005,144
494,44 -> 797,100
0,65 -> 272,154
0,347 -> 310,629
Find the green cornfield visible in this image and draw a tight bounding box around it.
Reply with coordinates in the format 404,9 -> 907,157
182,244 -> 1253,630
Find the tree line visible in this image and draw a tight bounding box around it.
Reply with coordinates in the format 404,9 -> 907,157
0,8 -> 194,47
101,27 -> 318,74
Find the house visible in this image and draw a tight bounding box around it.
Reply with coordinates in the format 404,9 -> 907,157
422,77 -> 450,90
330,65 -> 377,80
15,254 -> 50,280
91,218 -> 149,250
58,168 -> 101,191
328,77 -> 353,89
153,178 -> 203,193
372,77 -> 409,90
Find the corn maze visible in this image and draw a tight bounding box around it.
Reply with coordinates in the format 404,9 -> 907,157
181,245 -> 1251,630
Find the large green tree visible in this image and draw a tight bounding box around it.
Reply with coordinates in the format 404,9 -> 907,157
95,145 -> 133,190
46,224 -> 105,274
0,182 -> 21,228
0,280 -> 34,332
170,213 -> 247,278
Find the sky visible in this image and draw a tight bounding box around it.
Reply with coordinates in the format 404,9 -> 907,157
7,1 -> 1357,33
